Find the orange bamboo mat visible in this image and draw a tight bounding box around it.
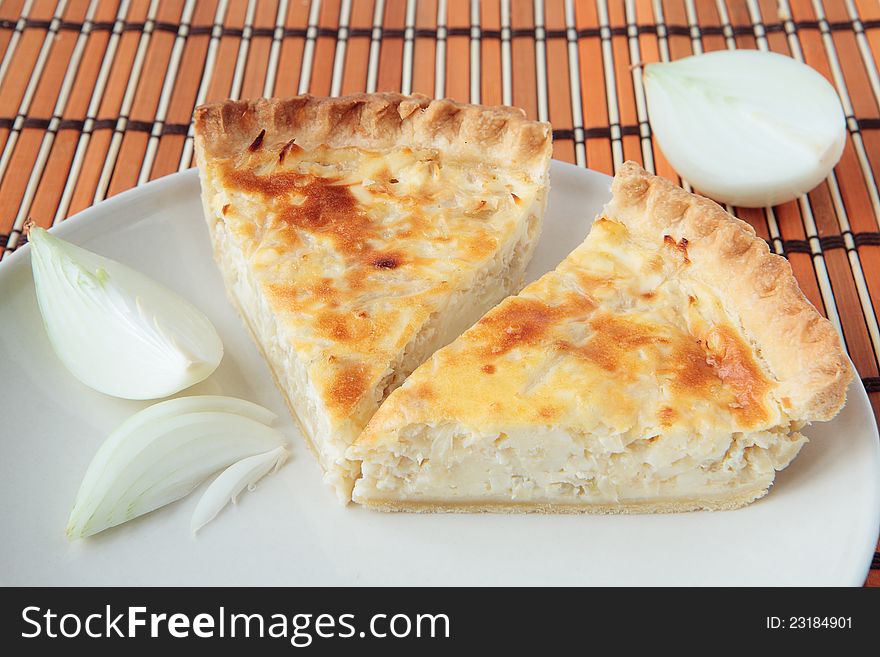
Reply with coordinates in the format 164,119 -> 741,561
0,0 -> 878,585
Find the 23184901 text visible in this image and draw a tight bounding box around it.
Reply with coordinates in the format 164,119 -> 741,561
766,617 -> 852,629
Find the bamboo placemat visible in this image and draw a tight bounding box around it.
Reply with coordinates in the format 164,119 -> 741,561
0,0 -> 878,586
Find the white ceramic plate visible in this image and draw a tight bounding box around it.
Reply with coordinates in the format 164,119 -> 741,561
1,162 -> 877,586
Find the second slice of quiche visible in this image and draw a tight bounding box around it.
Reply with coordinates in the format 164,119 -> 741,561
194,94 -> 552,500
349,162 -> 852,512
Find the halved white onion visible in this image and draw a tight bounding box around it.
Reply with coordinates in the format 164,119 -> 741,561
29,228 -> 223,400
644,50 -> 846,207
66,396 -> 286,539
191,445 -> 289,534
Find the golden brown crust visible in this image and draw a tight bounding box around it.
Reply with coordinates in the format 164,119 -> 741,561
608,161 -> 853,421
355,486 -> 770,514
193,93 -> 552,177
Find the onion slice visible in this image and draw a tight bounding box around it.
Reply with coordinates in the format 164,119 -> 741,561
191,446 -> 289,534
66,396 -> 286,539
29,228 -> 223,400
644,50 -> 846,207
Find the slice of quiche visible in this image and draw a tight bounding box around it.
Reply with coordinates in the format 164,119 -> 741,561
349,161 -> 852,513
193,94 -> 552,500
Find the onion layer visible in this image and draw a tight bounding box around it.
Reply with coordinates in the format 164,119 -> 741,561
66,396 -> 286,539
191,446 -> 289,534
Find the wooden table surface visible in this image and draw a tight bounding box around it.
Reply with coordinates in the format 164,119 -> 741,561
0,0 -> 878,585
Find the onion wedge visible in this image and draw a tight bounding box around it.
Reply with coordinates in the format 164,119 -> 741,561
29,228 -> 223,400
191,446 -> 289,534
